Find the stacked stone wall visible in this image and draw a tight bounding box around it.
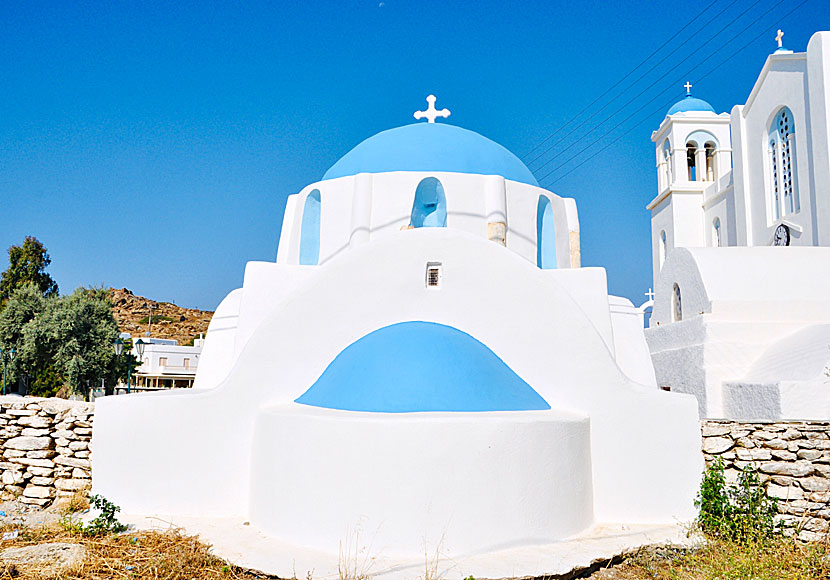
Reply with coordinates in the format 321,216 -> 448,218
702,420 -> 830,541
0,397 -> 93,507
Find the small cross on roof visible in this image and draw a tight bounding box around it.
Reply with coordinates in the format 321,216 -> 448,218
414,95 -> 451,124
684,81 -> 692,95
776,29 -> 784,49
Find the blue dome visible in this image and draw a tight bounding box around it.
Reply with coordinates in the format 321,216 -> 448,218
295,321 -> 550,413
667,95 -> 716,116
322,123 -> 538,186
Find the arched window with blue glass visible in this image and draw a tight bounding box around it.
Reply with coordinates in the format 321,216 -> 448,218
299,189 -> 321,265
409,177 -> 447,228
536,195 -> 557,269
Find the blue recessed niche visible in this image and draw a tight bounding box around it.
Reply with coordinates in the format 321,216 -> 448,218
410,177 -> 447,228
295,321 -> 550,412
299,189 -> 321,265
536,195 -> 557,269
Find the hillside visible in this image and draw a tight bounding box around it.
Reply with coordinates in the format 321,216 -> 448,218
108,287 -> 214,346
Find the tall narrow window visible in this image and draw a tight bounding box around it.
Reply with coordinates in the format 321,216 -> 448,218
536,196 -> 557,269
662,140 -> 672,188
410,178 -> 447,228
659,230 -> 667,269
672,283 -> 683,322
712,217 -> 721,247
686,143 -> 697,181
299,189 -> 321,265
768,107 -> 798,219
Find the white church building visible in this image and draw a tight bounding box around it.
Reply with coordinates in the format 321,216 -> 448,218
646,31 -> 830,420
93,97 -> 701,568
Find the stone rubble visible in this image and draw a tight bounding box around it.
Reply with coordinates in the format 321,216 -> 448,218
702,419 -> 830,542
0,397 -> 92,508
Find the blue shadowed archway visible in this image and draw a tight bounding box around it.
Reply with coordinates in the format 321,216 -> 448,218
537,196 -> 557,269
299,189 -> 321,265
295,321 -> 550,412
410,177 -> 447,228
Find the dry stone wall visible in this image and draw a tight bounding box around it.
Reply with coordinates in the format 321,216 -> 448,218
0,397 -> 92,507
702,420 -> 830,541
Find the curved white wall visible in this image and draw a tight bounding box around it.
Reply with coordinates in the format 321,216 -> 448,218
192,288 -> 243,390
250,405 -> 593,556
94,229 -> 701,553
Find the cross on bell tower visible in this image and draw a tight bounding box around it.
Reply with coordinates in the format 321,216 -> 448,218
414,95 -> 451,124
776,29 -> 784,48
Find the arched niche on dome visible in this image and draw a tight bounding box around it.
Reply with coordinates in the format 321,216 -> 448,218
409,177 -> 447,228
536,196 -> 557,269
299,189 -> 321,265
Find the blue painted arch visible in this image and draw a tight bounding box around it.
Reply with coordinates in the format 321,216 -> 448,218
299,190 -> 321,265
295,321 -> 550,412
536,196 -> 557,269
410,177 -> 447,228
322,123 -> 539,186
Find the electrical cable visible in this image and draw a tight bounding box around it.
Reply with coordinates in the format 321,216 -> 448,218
521,0 -> 722,162
524,0 -> 740,167
535,0 -> 799,186
539,0 -> 811,187
532,0 -> 773,176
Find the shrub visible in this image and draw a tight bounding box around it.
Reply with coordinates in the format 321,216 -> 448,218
695,457 -> 778,543
84,494 -> 128,536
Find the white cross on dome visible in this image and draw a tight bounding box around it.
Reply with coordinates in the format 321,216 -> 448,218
414,95 -> 451,124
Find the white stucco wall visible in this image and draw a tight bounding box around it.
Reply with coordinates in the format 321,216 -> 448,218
192,289 -> 242,391
278,171 -> 580,271
94,229 -> 701,556
647,247 -> 830,418
608,296 -> 657,387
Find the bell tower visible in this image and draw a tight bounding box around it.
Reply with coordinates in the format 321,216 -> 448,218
646,83 -> 732,289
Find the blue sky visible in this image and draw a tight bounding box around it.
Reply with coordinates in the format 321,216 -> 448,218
1,0 -> 826,310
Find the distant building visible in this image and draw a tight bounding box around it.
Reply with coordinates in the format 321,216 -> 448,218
129,336 -> 204,390
646,31 -> 830,420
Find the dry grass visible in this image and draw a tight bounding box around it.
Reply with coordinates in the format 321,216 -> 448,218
589,537 -> 830,580
0,514 -> 828,579
58,488 -> 91,515
0,521 -> 277,579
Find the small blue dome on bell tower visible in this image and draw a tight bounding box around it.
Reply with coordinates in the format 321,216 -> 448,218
667,82 -> 716,116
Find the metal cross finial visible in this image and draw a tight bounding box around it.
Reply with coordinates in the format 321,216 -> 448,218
776,29 -> 784,48
645,288 -> 655,301
414,95 -> 451,124
684,81 -> 692,95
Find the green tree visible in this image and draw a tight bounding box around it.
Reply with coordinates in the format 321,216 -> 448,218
0,286 -> 135,397
22,288 -> 132,396
0,236 -> 59,305
0,284 -> 49,393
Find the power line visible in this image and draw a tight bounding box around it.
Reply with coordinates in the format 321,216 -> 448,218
532,0 -> 771,177
525,0 -> 740,168
535,0 -> 792,184
539,0 -> 811,188
521,0 -> 722,163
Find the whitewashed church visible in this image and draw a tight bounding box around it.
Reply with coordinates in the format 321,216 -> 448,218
93,95 -> 702,572
646,30 -> 830,420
